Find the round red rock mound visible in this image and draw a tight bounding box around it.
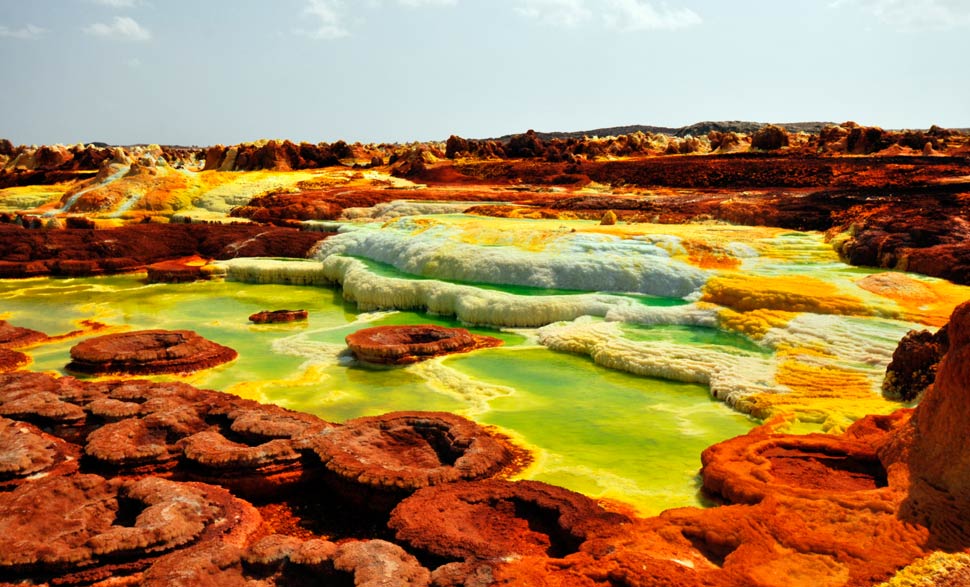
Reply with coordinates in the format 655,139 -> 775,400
249,309 -> 308,324
310,412 -> 527,507
67,329 -> 238,376
345,325 -> 502,365
390,479 -> 630,561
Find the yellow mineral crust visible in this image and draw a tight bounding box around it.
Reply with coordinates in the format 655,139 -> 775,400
702,273 -> 877,316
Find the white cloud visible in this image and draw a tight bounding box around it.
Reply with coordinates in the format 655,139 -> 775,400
516,0 -> 593,27
831,0 -> 970,30
91,0 -> 139,7
301,0 -> 350,39
83,16 -> 152,40
0,24 -> 48,40
517,0 -> 700,30
603,0 -> 701,30
397,0 -> 457,5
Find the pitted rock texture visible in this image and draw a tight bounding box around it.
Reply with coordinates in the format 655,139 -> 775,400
67,329 -> 238,375
346,325 -> 503,365
0,474 -> 258,577
311,411 -> 526,506
249,309 -> 308,324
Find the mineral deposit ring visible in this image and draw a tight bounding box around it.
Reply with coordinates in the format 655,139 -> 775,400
67,329 -> 238,376
310,411 -> 528,507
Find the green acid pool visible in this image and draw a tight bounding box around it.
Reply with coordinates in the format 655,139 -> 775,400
0,273 -> 755,515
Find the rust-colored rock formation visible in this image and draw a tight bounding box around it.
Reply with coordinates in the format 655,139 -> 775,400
0,319 -> 48,348
390,479 -> 631,561
0,474 -> 261,586
249,309 -> 308,324
0,222 -> 331,278
887,300 -> 970,549
0,417 -> 79,489
311,411 -> 526,508
0,349 -> 29,372
202,140 -> 345,171
882,324 -> 948,402
145,255 -> 210,283
346,325 -> 503,365
67,329 -> 238,375
3,297 -> 970,586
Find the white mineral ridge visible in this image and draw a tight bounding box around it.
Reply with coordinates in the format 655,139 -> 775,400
536,319 -> 780,410
313,219 -> 709,298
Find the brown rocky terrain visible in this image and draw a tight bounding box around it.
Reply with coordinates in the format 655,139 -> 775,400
0,223 -> 331,278
2,300 -> 970,584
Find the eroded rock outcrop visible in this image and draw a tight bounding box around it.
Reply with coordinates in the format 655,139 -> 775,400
346,325 -> 503,365
67,329 -> 238,375
888,300 -> 970,549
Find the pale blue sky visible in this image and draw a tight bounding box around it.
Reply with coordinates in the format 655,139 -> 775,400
2,0 -> 969,145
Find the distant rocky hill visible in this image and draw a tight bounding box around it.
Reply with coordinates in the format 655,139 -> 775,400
493,121 -> 861,141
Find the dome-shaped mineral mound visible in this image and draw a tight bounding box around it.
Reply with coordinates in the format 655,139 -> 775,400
390,479 -> 631,561
67,330 -> 237,375
311,412 -> 527,508
345,325 -> 502,365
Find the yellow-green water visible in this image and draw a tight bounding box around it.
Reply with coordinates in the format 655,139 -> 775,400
0,274 -> 755,515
